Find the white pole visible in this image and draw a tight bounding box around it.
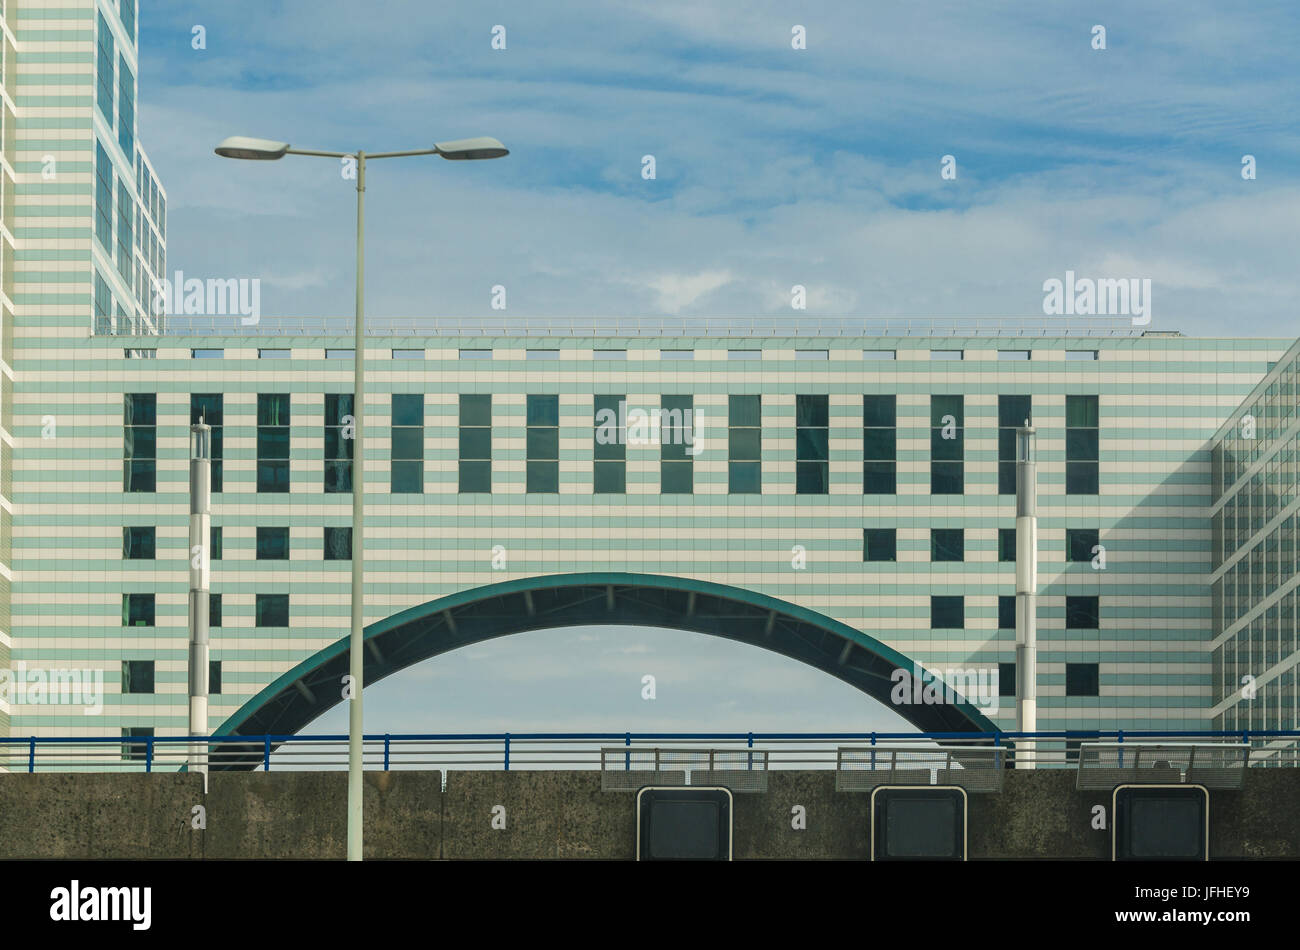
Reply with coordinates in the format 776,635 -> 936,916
1015,423 -> 1038,768
347,152 -> 366,860
188,422 -> 212,774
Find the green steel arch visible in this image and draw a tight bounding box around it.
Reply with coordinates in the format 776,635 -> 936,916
212,572 -> 997,765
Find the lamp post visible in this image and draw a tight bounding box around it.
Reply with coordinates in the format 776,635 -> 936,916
215,134 -> 508,860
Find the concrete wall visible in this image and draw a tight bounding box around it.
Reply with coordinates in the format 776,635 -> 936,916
1,769 -> 1297,859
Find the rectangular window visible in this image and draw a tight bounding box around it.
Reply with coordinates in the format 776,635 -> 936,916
1066,394 -> 1099,494
863,528 -> 896,562
121,0 -> 137,41
527,349 -> 559,361
796,349 -> 828,360
931,596 -> 964,629
1066,350 -> 1099,361
257,394 -> 290,493
118,55 -> 134,157
391,394 -> 424,493
122,592 -> 154,627
998,395 -> 1032,494
124,349 -> 156,359
863,350 -> 896,360
728,349 -> 760,361
661,349 -> 693,361
123,526 -> 155,559
459,394 -> 491,493
998,595 -> 1016,629
594,349 -> 626,360
863,395 -> 896,494
95,141 -> 113,252
121,727 -> 153,763
998,528 -> 1016,562
1066,663 -> 1100,697
593,395 -> 626,494
998,350 -> 1030,361
931,528 -> 964,562
324,526 -> 352,560
930,395 -> 964,495
459,348 -> 492,360
1066,595 -> 1100,629
258,348 -> 290,359
325,348 -> 353,360
191,394 -> 224,492
116,180 -> 133,283
96,12 -> 114,121
796,395 -> 829,495
526,395 -> 560,493
124,393 -> 156,492
324,394 -> 354,493
256,527 -> 289,560
660,395 -> 694,494
728,395 -> 761,494
999,662 -> 1015,697
210,526 -> 222,561
122,660 -> 155,695
209,593 -> 221,628
392,348 -> 424,359
931,350 -> 963,360
191,349 -> 223,359
209,659 -> 222,695
1067,528 -> 1100,563
255,594 -> 289,627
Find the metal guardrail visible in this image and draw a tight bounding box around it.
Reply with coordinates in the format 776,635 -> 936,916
95,314 -> 1147,339
1,730 -> 1296,775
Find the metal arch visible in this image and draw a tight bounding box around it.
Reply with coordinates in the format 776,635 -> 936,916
211,572 -> 998,768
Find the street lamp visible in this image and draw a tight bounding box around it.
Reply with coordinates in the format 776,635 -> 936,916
216,133 -> 508,860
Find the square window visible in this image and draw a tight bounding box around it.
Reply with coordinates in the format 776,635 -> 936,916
324,526 -> 352,560
255,594 -> 289,627
661,461 -> 693,494
256,527 -> 289,560
391,460 -> 423,493
122,593 -> 154,627
1066,462 -> 1099,495
863,528 -> 896,562
931,528 -> 964,562
459,460 -> 491,493
1066,663 -> 1100,696
459,394 -> 492,426
122,659 -> 155,694
863,462 -> 896,494
931,596 -> 964,629
123,526 -> 156,559
930,462 -> 964,495
1066,596 -> 1099,629
594,461 -> 626,494
728,461 -> 760,494
121,727 -> 154,763
1067,528 -> 1100,563
526,460 -> 559,493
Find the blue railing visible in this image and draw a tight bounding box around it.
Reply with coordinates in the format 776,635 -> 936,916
2,729 -> 1298,774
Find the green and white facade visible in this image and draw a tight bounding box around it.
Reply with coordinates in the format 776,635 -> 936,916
0,0 -> 167,740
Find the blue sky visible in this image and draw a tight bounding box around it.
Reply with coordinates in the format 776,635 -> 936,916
136,2 -> 1298,734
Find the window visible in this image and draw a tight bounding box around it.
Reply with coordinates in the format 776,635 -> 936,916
863,528 -> 896,562
209,593 -> 221,628
998,595 -> 1016,629
257,394 -> 290,493
122,660 -> 155,695
122,593 -> 154,627
863,350 -> 896,360
1066,350 -> 1099,361
324,526 -> 352,560
930,395 -> 964,495
116,181 -> 132,283
526,395 -> 560,493
209,659 -> 222,695
258,348 -> 290,359
118,55 -> 134,157
527,349 -> 559,360
459,394 -> 491,493
391,394 -> 424,493
594,349 -> 626,359
660,395 -> 694,494
121,727 -> 154,763
728,395 -> 761,494
256,527 -> 289,560
1066,595 -> 1100,629
325,348 -> 353,360
95,141 -> 113,251
999,662 -> 1015,697
863,395 -> 896,494
931,528 -> 964,562
459,348 -> 492,360
255,594 -> 289,627
1066,663 -> 1100,697
324,394 -> 353,493
661,349 -> 693,360
931,596 -> 964,629
1066,395 -> 1099,494
728,349 -> 760,361
191,394 -> 224,492
210,526 -> 222,561
392,349 -> 424,359
796,395 -> 829,494
124,393 -> 156,492
1067,528 -> 1100,563
124,349 -> 156,359
96,12 -> 114,121
998,528 -> 1016,562
998,395 -> 1032,494
998,350 -> 1030,361
191,349 -> 223,359
121,0 -> 137,41
123,526 -> 155,559
931,350 -> 963,360
593,395 -> 626,494
796,349 -> 828,360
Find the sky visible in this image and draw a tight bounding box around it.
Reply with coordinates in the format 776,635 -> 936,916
134,1 -> 1299,736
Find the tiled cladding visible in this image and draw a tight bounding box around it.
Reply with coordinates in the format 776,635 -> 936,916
7,333 -> 1291,740
1208,336 -> 1300,737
